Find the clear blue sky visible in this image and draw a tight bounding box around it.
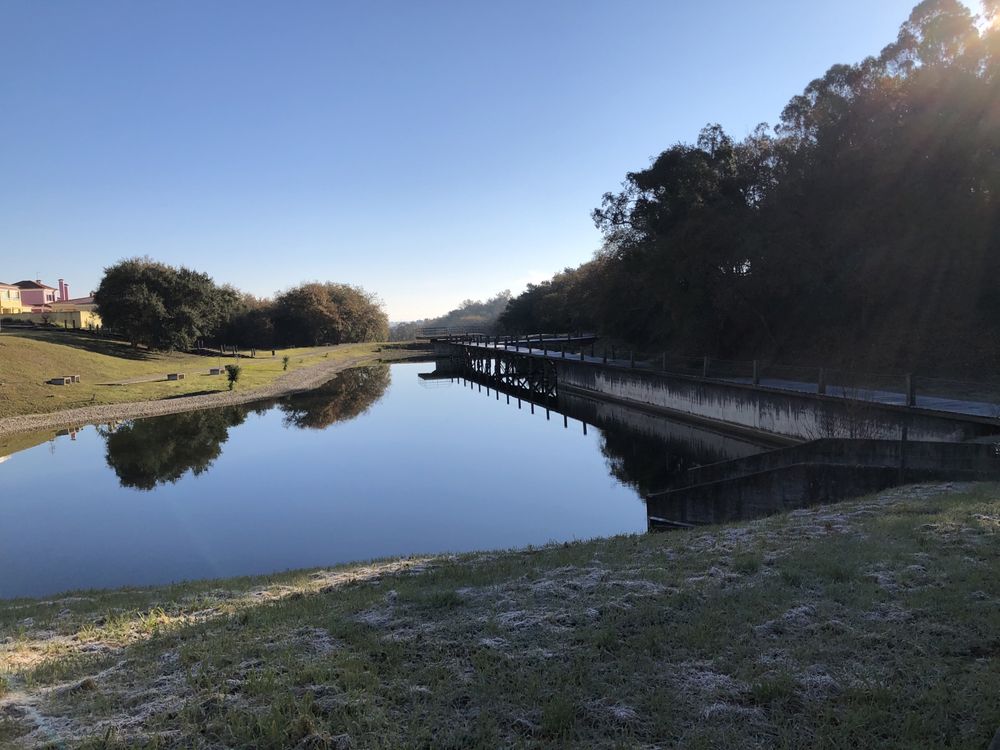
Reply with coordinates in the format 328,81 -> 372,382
0,0 -> 960,320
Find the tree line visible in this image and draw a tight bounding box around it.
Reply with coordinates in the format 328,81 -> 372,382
94,258 -> 388,351
500,0 -> 1000,375
389,291 -> 512,340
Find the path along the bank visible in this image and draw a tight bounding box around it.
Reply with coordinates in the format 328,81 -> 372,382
0,348 -> 427,439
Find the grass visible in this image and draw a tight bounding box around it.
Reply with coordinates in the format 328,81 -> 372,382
0,483 -> 998,748
0,329 -> 388,418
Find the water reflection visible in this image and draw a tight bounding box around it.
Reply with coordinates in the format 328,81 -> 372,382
1,360 -> 796,598
428,365 -> 770,497
428,360 -> 783,527
561,392 -> 767,496
100,407 -> 251,490
278,364 -> 390,429
100,364 -> 391,490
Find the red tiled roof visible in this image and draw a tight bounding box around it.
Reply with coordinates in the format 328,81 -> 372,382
14,280 -> 57,290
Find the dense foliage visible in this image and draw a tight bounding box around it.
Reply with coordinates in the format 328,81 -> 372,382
501,0 -> 1000,373
390,291 -> 511,340
271,282 -> 389,347
93,258 -> 237,350
94,259 -> 388,351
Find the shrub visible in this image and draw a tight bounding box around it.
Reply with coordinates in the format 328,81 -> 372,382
225,364 -> 242,390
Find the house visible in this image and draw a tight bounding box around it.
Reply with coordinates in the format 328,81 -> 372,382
52,294 -> 97,313
14,279 -> 60,308
0,282 -> 26,314
3,278 -> 102,329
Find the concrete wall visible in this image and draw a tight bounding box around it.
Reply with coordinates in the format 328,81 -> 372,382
554,358 -> 998,443
559,390 -> 772,464
645,464 -> 913,527
670,438 -> 1000,490
4,310 -> 102,329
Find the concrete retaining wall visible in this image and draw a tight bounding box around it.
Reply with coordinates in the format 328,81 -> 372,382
554,359 -> 998,443
645,464 -> 926,528
667,438 -> 1000,491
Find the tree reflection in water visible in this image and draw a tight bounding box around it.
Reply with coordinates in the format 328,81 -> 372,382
598,429 -> 695,498
101,364 -> 391,489
101,407 -> 252,491
278,364 -> 390,429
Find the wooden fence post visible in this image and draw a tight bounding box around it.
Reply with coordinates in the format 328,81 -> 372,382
702,356 -> 709,379
752,360 -> 759,386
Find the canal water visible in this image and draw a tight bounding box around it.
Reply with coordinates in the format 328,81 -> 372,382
0,361 -> 769,599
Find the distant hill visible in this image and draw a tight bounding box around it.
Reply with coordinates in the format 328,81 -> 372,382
390,291 -> 511,341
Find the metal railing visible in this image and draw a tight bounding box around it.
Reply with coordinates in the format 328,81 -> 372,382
437,333 -> 1000,418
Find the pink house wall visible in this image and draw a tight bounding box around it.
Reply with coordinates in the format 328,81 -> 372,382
16,282 -> 58,307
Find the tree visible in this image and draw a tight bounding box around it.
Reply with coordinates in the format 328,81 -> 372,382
224,293 -> 275,349
499,0 -> 1000,375
390,290 -> 513,340
93,258 -> 236,350
272,282 -> 388,346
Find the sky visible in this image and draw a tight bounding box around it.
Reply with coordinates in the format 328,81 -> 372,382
0,0 -> 971,320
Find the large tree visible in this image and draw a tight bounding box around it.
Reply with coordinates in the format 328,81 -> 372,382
500,0 -> 1000,375
94,258 -> 236,350
272,282 -> 388,346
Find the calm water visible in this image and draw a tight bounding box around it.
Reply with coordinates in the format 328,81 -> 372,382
0,361 -> 768,599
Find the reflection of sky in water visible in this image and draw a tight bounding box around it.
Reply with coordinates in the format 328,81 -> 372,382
1,362 -> 658,598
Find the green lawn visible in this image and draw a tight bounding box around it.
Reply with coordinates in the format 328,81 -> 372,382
0,330 -> 385,418
0,483 -> 997,748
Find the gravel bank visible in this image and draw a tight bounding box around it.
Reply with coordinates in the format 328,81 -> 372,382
0,349 -> 426,438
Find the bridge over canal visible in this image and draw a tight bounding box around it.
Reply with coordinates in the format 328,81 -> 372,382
428,333 -> 1000,445
422,337 -> 1000,528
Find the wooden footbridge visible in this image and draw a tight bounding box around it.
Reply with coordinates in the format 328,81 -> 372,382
425,332 -> 599,401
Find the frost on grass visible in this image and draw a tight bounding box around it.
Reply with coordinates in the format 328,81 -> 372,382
1,483 -> 998,748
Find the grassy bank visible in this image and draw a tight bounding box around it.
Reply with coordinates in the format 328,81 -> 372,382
0,331 -> 387,419
1,483 -> 998,748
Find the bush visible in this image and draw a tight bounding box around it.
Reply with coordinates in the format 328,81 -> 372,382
225,364 -> 242,390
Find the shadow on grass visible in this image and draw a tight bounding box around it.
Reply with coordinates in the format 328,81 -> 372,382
2,329 -> 156,361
